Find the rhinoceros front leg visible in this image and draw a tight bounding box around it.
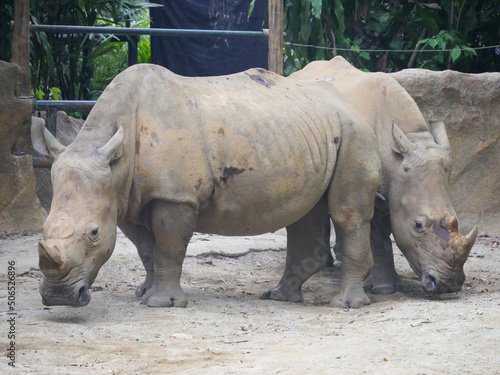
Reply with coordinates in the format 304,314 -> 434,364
364,208 -> 401,294
118,220 -> 155,298
142,200 -> 197,308
327,138 -> 379,309
261,194 -> 330,302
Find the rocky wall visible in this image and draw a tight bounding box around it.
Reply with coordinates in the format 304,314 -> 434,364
0,61 -> 46,234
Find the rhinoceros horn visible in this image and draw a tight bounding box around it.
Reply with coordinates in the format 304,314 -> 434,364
450,224 -> 479,264
31,117 -> 67,158
429,121 -> 451,152
38,241 -> 64,277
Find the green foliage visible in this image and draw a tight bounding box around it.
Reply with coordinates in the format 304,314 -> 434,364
283,0 -> 500,73
284,0 -> 347,74
418,29 -> 476,69
31,88 -> 45,100
90,11 -> 152,98
50,86 -> 62,100
1,0 -> 157,101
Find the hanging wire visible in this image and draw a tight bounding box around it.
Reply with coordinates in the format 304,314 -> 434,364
285,42 -> 500,54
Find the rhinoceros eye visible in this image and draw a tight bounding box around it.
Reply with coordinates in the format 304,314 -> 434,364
414,221 -> 424,232
87,222 -> 100,244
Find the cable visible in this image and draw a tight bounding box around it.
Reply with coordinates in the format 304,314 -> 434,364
284,42 -> 500,54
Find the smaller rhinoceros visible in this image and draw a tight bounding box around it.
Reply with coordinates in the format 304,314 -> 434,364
290,56 -> 478,295
32,65 -> 381,309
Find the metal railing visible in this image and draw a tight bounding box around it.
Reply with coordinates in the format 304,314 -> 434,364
30,24 -> 269,38
31,24 -> 271,167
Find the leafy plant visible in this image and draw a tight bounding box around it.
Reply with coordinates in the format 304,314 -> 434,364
281,0 -> 500,73
31,88 -> 45,100
418,29 -> 476,70
90,10 -> 152,98
27,0 -> 157,101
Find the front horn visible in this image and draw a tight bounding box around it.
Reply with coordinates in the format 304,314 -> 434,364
38,241 -> 64,277
450,226 -> 479,264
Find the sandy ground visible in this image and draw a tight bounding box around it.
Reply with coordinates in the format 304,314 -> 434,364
1,229 -> 500,375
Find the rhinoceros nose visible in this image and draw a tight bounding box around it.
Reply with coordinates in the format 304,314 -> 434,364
46,217 -> 74,239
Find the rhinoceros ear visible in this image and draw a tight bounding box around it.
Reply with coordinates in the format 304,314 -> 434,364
391,122 -> 416,156
31,117 -> 67,158
429,121 -> 451,153
97,126 -> 124,164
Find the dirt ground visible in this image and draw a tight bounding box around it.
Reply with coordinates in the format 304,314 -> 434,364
1,229 -> 500,375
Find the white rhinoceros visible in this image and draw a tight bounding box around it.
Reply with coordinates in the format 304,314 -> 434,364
290,56 -> 478,295
32,64 -> 381,309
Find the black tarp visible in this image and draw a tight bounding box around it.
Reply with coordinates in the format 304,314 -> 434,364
150,0 -> 268,77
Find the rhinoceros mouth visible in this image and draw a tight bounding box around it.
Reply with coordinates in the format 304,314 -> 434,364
40,279 -> 91,307
421,272 -> 462,295
76,285 -> 91,307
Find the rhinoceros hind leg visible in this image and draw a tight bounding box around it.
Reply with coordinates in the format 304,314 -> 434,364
135,279 -> 154,298
262,195 -> 330,303
364,263 -> 401,294
141,200 -> 196,308
323,220 -> 335,267
364,209 -> 401,295
260,286 -> 303,302
118,220 -> 155,298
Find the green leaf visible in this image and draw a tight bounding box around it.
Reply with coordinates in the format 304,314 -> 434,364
31,89 -> 45,100
311,0 -> 322,19
284,64 -> 298,76
436,37 -> 446,49
248,0 -> 255,21
450,47 -> 461,62
333,0 -> 345,37
389,36 -> 404,51
299,0 -> 312,42
462,46 -> 477,56
50,87 -> 62,100
360,51 -> 371,60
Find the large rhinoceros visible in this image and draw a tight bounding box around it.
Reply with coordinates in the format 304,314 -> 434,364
32,64 -> 381,309
290,56 -> 478,295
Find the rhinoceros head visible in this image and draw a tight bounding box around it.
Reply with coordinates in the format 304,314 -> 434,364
388,121 -> 478,294
33,123 -> 124,307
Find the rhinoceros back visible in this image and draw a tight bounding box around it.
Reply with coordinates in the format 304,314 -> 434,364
85,65 -> 363,235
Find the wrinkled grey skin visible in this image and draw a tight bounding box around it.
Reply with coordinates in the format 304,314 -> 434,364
292,57 -> 478,295
32,65 -> 381,309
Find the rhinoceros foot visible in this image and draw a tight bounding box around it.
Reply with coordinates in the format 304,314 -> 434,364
141,287 -> 188,308
135,277 -> 154,298
364,265 -> 402,295
331,289 -> 371,309
260,285 -> 304,303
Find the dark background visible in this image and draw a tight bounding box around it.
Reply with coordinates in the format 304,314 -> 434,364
150,0 -> 269,77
